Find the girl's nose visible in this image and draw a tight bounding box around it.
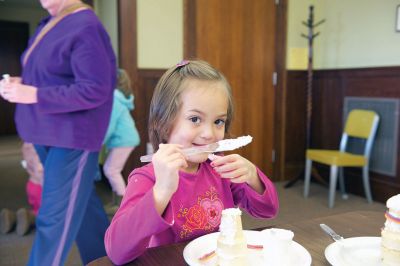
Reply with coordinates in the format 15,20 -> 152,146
200,124 -> 216,140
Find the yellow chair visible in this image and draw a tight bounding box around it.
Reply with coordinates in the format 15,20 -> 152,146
303,109 -> 379,208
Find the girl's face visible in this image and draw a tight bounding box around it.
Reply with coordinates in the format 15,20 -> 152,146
168,79 -> 228,172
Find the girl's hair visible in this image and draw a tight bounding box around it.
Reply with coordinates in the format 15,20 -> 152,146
149,59 -> 234,150
117,68 -> 132,97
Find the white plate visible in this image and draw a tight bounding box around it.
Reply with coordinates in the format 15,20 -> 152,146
183,230 -> 312,266
325,237 -> 381,266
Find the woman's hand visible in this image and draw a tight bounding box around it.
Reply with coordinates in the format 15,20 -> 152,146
0,76 -> 37,104
152,144 -> 187,214
210,154 -> 265,194
1,76 -> 22,85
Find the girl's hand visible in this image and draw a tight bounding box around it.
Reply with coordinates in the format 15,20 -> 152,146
210,154 -> 265,194
152,144 -> 187,203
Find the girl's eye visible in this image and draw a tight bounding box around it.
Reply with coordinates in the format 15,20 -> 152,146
189,117 -> 201,124
215,119 -> 225,126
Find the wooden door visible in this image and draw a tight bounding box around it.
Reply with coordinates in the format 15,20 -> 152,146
184,0 -> 277,175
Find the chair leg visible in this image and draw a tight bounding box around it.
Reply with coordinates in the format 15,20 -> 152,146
304,159 -> 312,198
338,167 -> 348,199
362,165 -> 373,203
328,166 -> 338,208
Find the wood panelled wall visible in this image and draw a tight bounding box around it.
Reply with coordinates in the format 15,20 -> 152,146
285,66 -> 400,203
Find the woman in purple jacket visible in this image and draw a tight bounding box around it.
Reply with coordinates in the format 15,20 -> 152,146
0,0 -> 116,265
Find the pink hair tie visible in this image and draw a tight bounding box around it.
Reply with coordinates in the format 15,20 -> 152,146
176,60 -> 190,67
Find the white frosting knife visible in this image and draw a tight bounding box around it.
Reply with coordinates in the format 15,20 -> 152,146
140,135 -> 253,163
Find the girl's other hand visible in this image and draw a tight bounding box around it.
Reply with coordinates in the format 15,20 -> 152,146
152,143 -> 187,199
210,154 -> 264,194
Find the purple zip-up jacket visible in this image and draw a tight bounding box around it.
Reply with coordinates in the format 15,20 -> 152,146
105,161 -> 279,265
15,9 -> 116,151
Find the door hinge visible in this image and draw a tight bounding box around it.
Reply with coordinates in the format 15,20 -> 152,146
272,72 -> 278,86
272,149 -> 276,162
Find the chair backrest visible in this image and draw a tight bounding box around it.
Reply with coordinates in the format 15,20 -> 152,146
339,109 -> 380,161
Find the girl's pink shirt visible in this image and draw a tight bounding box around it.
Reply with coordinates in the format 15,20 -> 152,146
104,160 -> 279,265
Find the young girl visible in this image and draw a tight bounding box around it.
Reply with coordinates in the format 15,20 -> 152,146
103,69 -> 140,198
0,142 -> 43,236
104,60 -> 279,265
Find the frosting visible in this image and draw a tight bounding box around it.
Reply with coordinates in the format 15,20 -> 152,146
216,136 -> 253,152
219,208 -> 242,244
385,220 -> 400,233
382,194 -> 400,265
386,194 -> 400,211
386,211 -> 400,222
385,212 -> 400,232
221,208 -> 242,216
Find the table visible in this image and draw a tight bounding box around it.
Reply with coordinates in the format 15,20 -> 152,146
88,210 -> 384,266
280,210 -> 383,265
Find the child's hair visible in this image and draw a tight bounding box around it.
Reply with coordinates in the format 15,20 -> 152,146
149,59 -> 234,150
117,68 -> 132,98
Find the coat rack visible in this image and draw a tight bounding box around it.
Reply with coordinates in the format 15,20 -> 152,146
285,5 -> 326,188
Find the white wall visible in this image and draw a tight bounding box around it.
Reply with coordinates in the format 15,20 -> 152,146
287,0 -> 400,69
94,0 -> 119,60
3,0 -> 397,70
137,0 -> 183,69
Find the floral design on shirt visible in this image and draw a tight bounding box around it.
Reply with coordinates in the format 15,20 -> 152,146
177,186 -> 224,239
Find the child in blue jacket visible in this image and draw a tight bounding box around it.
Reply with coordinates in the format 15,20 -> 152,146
103,69 -> 140,197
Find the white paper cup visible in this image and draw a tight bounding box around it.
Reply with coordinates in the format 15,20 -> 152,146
261,228 -> 294,266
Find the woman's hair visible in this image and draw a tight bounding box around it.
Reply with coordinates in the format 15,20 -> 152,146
117,68 -> 132,97
149,59 -> 234,150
